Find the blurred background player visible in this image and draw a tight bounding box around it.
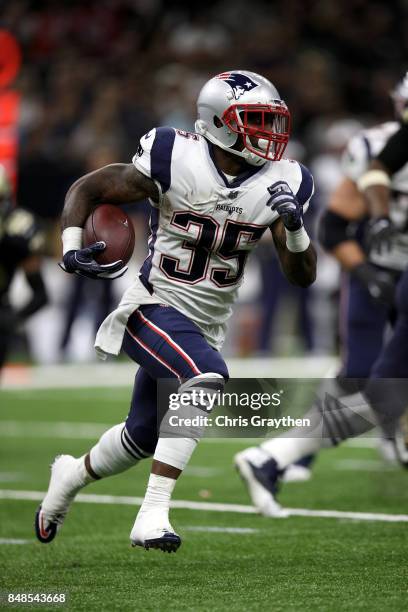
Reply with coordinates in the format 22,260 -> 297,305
235,72 -> 408,514
0,165 -> 48,376
360,72 -> 408,248
356,72 -> 408,467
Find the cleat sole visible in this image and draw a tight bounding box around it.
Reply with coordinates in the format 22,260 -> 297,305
133,533 -> 181,553
34,506 -> 58,544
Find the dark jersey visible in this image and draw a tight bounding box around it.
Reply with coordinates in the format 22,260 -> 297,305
377,122 -> 408,175
0,208 -> 45,306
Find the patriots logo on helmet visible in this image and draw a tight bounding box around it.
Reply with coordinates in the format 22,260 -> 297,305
216,72 -> 259,100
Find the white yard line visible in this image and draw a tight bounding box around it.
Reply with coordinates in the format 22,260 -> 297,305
184,526 -> 259,534
0,530 -> 257,544
1,489 -> 407,523
1,358 -> 338,390
334,459 -> 397,471
184,466 -> 225,477
0,421 -> 109,440
285,508 -> 408,522
0,472 -> 25,482
0,538 -> 31,544
0,529 -> 257,542
0,420 -> 378,448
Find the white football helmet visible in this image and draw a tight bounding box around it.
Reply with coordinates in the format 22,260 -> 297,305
391,71 -> 408,121
195,70 -> 291,166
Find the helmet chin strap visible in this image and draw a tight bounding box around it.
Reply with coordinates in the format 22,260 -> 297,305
239,148 -> 267,166
216,140 -> 267,166
195,119 -> 267,167
233,141 -> 268,166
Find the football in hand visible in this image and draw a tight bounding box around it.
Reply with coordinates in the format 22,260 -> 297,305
83,204 -> 135,265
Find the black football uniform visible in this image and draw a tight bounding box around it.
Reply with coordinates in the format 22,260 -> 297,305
0,208 -> 47,369
377,113 -> 408,174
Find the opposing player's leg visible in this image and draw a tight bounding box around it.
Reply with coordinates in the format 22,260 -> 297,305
235,378 -> 347,516
237,379 -> 383,516
365,269 -> 408,455
35,369 -> 156,543
122,304 -> 228,552
281,454 -> 315,482
394,410 -> 408,468
235,272 -> 390,515
242,271 -> 408,516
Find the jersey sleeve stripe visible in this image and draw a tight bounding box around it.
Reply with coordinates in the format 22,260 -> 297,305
296,163 -> 314,206
150,127 -> 176,193
362,135 -> 372,160
140,208 -> 159,283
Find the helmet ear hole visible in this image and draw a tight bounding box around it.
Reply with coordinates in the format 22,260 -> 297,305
213,116 -> 223,128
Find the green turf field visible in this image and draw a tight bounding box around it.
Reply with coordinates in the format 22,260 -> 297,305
0,387 -> 407,611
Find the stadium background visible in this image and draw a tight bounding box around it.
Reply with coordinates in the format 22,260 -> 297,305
3,0 -> 408,366
1,2 -> 407,611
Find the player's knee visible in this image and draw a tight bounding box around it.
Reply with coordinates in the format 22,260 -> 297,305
201,361 -> 229,382
124,419 -> 157,456
179,372 -> 225,413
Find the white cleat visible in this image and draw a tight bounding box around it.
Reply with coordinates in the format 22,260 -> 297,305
282,463 -> 312,483
130,509 -> 181,553
35,455 -> 84,543
394,411 -> 408,468
234,448 -> 289,518
376,437 -> 398,464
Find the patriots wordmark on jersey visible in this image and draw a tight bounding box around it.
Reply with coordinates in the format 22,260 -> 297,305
95,126 -> 314,357
342,121 -> 408,271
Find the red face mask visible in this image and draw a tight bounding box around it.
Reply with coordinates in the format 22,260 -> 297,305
222,103 -> 291,161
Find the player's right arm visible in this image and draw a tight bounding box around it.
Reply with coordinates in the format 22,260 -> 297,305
318,176 -> 367,271
357,123 -> 408,252
62,163 -> 158,230
319,176 -> 395,307
60,163 -> 158,279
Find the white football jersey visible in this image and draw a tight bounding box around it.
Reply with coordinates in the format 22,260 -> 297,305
94,127 -> 314,357
342,121 -> 408,270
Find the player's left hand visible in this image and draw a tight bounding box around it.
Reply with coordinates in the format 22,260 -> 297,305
59,242 -> 127,280
365,216 -> 398,255
351,262 -> 396,307
267,182 -> 303,231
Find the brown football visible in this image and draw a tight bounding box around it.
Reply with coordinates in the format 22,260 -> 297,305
83,204 -> 135,265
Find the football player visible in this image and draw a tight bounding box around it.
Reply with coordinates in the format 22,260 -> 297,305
357,72 -> 408,467
235,72 -> 408,514
0,165 -> 48,374
35,71 -> 316,551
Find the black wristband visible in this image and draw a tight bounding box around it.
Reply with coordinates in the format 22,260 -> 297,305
318,210 -> 350,251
